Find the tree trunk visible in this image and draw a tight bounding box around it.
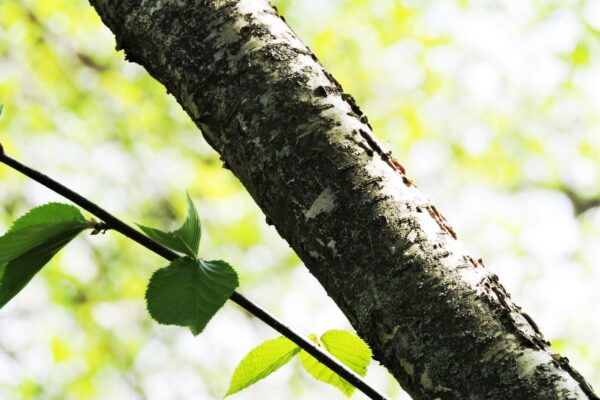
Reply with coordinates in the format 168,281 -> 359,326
87,1 -> 597,398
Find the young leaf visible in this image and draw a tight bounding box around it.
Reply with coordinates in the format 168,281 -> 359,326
138,194 -> 201,257
145,258 -> 238,335
0,203 -> 87,309
0,222 -> 85,264
137,225 -> 194,256
299,330 -> 372,397
0,203 -> 85,263
0,227 -> 84,308
226,336 -> 300,396
175,194 -> 201,254
0,263 -> 6,282
9,202 -> 84,232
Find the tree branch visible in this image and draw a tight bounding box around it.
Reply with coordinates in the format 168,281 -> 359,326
563,187 -> 600,216
0,147 -> 387,400
84,1 -> 598,398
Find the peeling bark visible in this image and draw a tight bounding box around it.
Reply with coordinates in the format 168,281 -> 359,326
87,1 -> 598,399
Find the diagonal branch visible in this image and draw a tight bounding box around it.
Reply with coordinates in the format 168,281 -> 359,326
562,187 -> 600,216
0,145 -> 387,400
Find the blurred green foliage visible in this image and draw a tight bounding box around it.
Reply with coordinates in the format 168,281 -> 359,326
0,0 -> 599,398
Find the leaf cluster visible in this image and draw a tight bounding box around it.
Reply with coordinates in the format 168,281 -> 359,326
140,194 -> 238,335
0,196 -> 372,397
227,330 -> 372,398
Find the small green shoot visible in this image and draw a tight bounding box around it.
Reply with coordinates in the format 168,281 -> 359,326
227,330 -> 372,397
299,330 -> 372,397
138,194 -> 201,257
141,194 -> 239,335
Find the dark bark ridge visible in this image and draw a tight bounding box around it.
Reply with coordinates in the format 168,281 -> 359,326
88,1 -> 597,399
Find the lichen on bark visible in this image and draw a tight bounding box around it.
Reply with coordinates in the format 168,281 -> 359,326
88,0 -> 598,398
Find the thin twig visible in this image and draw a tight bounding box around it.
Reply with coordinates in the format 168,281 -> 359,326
0,146 -> 387,400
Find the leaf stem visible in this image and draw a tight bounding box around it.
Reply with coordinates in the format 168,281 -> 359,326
0,150 -> 388,400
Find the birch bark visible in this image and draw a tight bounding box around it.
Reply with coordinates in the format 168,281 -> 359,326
88,1 -> 598,398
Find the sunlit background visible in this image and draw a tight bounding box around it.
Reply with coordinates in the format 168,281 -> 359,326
1,0 -> 599,398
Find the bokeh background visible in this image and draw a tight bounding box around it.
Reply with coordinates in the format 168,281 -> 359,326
1,0 -> 599,398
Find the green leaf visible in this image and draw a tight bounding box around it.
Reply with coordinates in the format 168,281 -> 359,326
0,104 -> 3,117
9,202 -> 84,232
145,258 -> 238,335
137,225 -> 193,255
0,227 -> 84,308
0,223 -> 83,264
0,204 -> 85,264
175,194 -> 201,254
299,330 -> 372,397
138,194 -> 201,257
226,336 -> 300,396
0,203 -> 87,309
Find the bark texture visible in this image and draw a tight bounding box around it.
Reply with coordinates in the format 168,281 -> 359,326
88,1 -> 597,399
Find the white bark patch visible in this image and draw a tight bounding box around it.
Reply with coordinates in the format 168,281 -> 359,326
234,0 -> 307,56
482,334 -> 517,363
236,0 -> 267,15
516,349 -> 553,378
364,157 -> 422,206
484,337 -> 584,397
406,230 -> 418,243
511,310 -> 546,339
323,95 -> 365,134
365,157 -> 479,272
292,54 -> 326,86
304,187 -> 337,219
239,36 -> 268,54
457,266 -> 486,289
437,239 -> 469,269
